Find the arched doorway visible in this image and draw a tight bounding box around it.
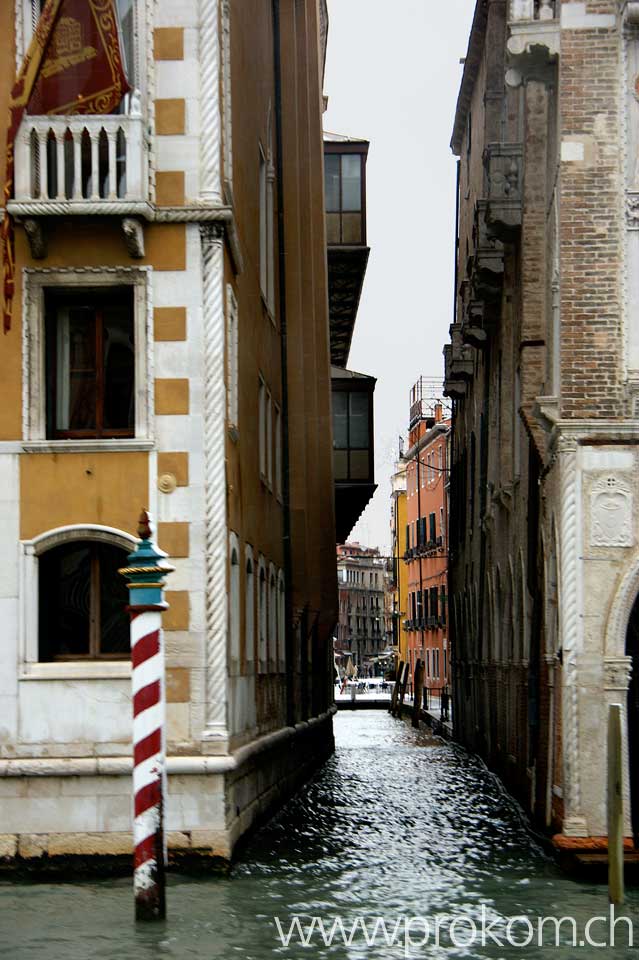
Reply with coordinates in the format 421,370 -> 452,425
626,595 -> 639,846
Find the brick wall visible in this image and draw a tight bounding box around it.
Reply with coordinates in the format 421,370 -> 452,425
560,7 -> 623,419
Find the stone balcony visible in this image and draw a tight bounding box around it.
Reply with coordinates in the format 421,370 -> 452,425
12,113 -> 148,216
507,0 -> 559,82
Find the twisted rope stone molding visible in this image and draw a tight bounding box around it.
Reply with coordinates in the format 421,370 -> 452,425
199,0 -> 223,205
557,436 -> 586,835
221,0 -> 233,190
200,222 -> 228,744
6,202 -> 233,222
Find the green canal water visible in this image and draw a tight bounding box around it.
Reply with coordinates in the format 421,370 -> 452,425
1,711 -> 638,959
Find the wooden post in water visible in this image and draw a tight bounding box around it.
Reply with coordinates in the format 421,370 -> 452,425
608,703 -> 624,905
412,659 -> 424,729
390,661 -> 403,715
397,662 -> 409,717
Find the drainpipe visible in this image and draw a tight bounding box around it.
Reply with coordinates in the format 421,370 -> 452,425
272,0 -> 295,727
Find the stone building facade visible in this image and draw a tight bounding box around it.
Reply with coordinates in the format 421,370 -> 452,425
336,543 -> 390,676
446,0 -> 639,846
0,0 -> 338,867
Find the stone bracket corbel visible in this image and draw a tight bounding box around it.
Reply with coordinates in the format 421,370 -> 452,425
122,217 -> 145,259
23,218 -> 47,260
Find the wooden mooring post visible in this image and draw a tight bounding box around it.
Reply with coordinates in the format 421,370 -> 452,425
396,662 -> 409,717
412,659 -> 424,729
120,511 -> 174,922
607,703 -> 624,906
390,661 -> 403,715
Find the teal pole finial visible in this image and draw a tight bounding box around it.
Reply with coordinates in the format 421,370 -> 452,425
119,509 -> 175,611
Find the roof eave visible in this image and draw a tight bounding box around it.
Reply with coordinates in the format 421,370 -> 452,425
450,0 -> 489,157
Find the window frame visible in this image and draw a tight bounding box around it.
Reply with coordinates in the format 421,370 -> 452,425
331,383 -> 373,483
23,267 -> 153,451
257,554 -> 267,674
245,545 -> 255,671
229,532 -> 240,676
226,284 -> 239,432
20,524 -> 137,680
324,145 -> 367,246
258,375 -> 267,481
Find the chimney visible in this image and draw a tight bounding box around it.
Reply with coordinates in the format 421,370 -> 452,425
435,402 -> 443,423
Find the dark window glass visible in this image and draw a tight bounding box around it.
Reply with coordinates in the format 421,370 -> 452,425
341,155 -> 361,212
332,391 -> 348,448
39,542 -> 129,660
45,287 -> 134,439
324,154 -> 340,212
430,587 -> 439,620
430,513 -> 437,543
349,393 -> 369,448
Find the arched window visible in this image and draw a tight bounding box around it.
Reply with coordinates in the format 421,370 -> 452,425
39,539 -> 129,661
269,563 -> 277,671
245,545 -> 255,670
229,533 -> 240,675
258,555 -> 267,673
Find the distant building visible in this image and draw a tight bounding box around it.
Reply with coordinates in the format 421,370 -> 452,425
336,543 -> 391,677
389,457 -> 409,671
402,381 -> 451,696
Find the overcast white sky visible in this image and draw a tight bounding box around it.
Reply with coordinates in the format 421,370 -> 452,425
323,0 -> 476,555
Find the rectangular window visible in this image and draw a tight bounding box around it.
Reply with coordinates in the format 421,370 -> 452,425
258,377 -> 266,479
429,513 -> 437,544
275,404 -> 282,499
259,148 -> 268,302
259,145 -> 275,313
325,151 -> 364,244
332,388 -> 371,482
266,389 -> 273,488
430,587 -> 439,621
45,287 -> 134,439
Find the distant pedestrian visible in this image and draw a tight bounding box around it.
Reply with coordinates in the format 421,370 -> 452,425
441,686 -> 449,721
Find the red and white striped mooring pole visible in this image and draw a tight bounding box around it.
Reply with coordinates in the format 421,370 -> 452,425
120,511 -> 174,922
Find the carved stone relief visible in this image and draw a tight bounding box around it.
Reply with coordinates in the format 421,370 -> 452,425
590,476 -> 633,548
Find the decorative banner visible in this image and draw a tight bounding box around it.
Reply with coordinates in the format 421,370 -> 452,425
2,0 -> 129,333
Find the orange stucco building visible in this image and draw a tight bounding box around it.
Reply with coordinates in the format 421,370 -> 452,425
402,380 -> 451,699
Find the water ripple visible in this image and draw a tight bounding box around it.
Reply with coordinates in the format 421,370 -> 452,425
0,712 -> 637,958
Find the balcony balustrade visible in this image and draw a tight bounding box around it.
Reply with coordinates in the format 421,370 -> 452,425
510,0 -> 555,20
13,114 -> 147,213
507,0 -> 559,73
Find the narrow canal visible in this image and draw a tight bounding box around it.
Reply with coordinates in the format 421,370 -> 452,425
2,712 -> 638,959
